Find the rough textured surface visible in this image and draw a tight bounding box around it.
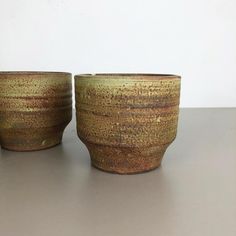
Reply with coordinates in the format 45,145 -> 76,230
75,74 -> 181,174
0,72 -> 72,151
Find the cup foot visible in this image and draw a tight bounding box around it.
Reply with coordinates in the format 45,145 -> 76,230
91,161 -> 162,174
0,128 -> 64,151
1,141 -> 61,152
86,142 -> 167,174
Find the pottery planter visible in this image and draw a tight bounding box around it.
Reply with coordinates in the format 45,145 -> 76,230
75,74 -> 181,174
0,72 -> 72,151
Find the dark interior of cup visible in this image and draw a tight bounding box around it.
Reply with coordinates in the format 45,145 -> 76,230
76,73 -> 181,79
0,71 -> 71,76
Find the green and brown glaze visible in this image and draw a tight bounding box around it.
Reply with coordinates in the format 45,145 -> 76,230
0,72 -> 72,151
75,74 -> 181,174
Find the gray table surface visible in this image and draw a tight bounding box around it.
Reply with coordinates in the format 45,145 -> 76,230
0,108 -> 236,236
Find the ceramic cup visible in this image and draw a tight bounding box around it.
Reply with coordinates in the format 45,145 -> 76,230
75,74 -> 181,174
0,71 -> 72,151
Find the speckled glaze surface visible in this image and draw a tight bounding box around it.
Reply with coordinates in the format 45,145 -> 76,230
0,72 -> 72,151
75,74 -> 181,174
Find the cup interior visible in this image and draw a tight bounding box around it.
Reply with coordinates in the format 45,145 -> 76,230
0,71 -> 71,76
75,73 -> 181,80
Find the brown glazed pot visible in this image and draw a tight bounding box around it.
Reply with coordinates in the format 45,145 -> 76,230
75,74 -> 181,174
0,72 -> 72,151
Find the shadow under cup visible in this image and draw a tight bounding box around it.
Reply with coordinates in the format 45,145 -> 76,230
0,72 -> 72,151
75,73 -> 181,174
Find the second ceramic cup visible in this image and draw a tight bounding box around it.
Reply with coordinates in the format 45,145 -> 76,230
0,71 -> 72,151
75,73 -> 181,174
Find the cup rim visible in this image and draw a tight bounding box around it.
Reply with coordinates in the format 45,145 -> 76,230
0,71 -> 71,76
75,73 -> 181,79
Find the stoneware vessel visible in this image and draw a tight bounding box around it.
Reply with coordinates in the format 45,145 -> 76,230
0,71 -> 72,151
75,73 -> 181,174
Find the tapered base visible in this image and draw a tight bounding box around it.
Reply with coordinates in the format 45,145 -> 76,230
91,161 -> 162,175
0,128 -> 64,151
86,142 -> 168,174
